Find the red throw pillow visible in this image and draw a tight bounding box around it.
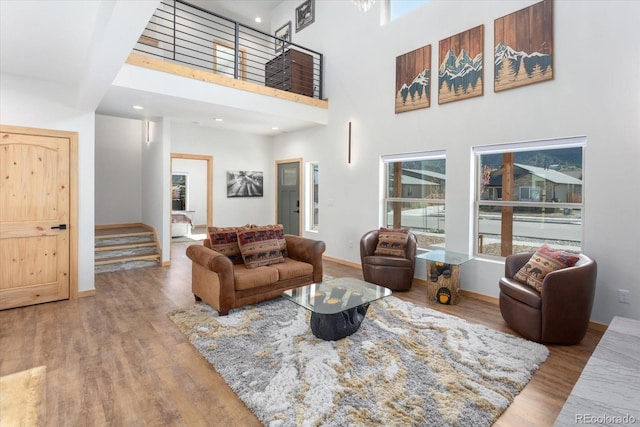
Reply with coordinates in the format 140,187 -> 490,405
207,226 -> 243,264
374,227 -> 410,258
236,226 -> 284,268
514,245 -> 580,291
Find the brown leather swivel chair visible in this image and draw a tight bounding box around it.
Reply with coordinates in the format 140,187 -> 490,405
499,251 -> 597,345
360,229 -> 417,291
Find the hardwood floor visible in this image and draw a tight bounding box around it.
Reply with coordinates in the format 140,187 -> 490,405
0,241 -> 603,426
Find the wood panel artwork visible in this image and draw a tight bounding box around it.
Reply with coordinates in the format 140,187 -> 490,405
395,45 -> 431,113
438,25 -> 484,104
494,0 -> 553,92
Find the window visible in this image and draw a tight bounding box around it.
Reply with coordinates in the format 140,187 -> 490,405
306,162 -> 319,231
384,0 -> 431,23
382,152 -> 446,249
474,137 -> 585,257
172,173 -> 188,210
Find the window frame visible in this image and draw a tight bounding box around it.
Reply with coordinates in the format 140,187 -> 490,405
381,150 -> 446,250
305,161 -> 319,232
473,136 -> 586,259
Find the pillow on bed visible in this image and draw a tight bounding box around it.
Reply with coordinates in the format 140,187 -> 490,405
207,226 -> 244,264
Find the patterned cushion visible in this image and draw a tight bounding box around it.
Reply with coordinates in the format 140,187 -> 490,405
237,226 -> 284,268
248,224 -> 288,258
514,245 -> 580,292
374,227 -> 410,257
207,226 -> 244,264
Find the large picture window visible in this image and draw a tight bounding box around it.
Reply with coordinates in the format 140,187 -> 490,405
474,137 -> 585,257
382,152 -> 446,249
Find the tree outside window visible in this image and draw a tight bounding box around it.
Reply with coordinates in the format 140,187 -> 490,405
382,152 -> 445,249
475,137 -> 585,257
172,173 -> 187,211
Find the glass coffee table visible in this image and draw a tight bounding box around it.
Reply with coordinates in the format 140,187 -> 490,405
282,277 -> 392,341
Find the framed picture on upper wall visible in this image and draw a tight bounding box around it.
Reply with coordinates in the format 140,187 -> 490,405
227,171 -> 263,198
275,21 -> 291,53
295,0 -> 314,33
395,44 -> 431,114
438,25 -> 484,105
494,0 -> 554,92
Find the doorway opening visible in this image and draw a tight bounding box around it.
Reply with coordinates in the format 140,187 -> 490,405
170,154 -> 213,246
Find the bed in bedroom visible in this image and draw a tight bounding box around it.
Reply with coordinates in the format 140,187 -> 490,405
171,210 -> 195,237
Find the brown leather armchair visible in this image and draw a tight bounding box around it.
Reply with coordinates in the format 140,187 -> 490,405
499,251 -> 597,344
360,229 -> 417,291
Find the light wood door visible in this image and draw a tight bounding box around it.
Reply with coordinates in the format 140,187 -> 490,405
0,130 -> 70,309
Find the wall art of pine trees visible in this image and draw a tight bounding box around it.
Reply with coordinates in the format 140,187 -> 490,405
395,45 -> 431,114
494,0 -> 553,92
438,25 -> 484,105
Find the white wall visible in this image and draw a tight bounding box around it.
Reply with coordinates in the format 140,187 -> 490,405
141,118 -> 170,263
95,114 -> 143,225
172,158 -> 208,226
0,73 -> 95,293
270,0 -> 640,324
170,123 -> 275,227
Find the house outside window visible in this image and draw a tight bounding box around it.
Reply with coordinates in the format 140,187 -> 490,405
474,137 -> 585,257
382,151 -> 445,249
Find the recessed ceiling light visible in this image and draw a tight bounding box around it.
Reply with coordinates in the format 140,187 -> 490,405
133,105 -> 144,110
255,17 -> 262,23
214,118 -> 223,122
272,126 -> 279,130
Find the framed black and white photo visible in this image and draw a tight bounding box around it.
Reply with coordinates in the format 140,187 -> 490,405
275,21 -> 291,53
295,0 -> 314,33
227,171 -> 263,197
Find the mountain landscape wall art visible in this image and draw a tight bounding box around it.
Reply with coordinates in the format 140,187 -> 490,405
494,0 -> 553,92
438,25 -> 484,104
395,45 -> 431,113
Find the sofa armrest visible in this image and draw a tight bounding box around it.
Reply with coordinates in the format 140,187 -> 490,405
285,234 -> 326,282
186,244 -> 235,288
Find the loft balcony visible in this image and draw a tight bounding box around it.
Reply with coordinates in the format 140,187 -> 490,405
103,0 -> 328,134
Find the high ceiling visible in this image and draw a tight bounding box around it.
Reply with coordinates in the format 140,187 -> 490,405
190,0 -> 284,32
0,0 -> 323,135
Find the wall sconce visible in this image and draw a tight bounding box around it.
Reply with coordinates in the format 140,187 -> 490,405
146,120 -> 150,144
348,121 -> 352,164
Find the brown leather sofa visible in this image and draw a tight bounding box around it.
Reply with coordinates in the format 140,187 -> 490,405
499,251 -> 597,344
360,229 -> 417,291
187,234 -> 325,315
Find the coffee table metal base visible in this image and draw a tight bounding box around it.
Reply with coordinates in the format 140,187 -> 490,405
310,304 -> 369,341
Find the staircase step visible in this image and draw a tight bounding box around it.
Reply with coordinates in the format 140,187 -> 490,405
95,242 -> 157,252
95,224 -> 161,273
95,253 -> 161,266
95,260 -> 160,274
95,231 -> 154,240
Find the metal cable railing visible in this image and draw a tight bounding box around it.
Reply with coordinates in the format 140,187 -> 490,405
134,0 -> 324,100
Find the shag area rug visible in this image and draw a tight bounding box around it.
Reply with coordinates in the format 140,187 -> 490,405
0,366 -> 46,426
169,296 -> 548,426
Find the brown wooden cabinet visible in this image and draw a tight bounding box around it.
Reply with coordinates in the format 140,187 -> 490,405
265,49 -> 314,97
